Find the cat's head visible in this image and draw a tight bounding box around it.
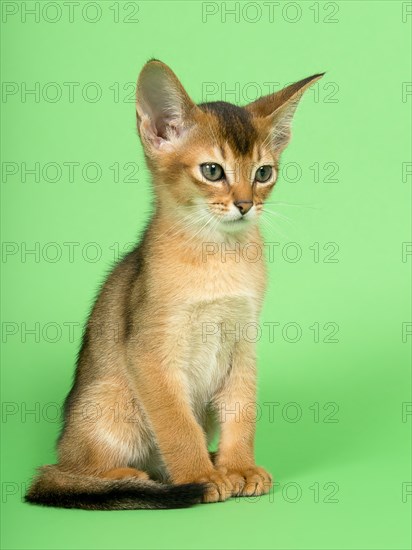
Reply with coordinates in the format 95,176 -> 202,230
136,60 -> 323,235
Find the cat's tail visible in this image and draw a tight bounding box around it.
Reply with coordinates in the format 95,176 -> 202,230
25,465 -> 206,510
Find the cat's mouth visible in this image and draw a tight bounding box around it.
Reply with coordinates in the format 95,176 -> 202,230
222,217 -> 246,224
220,215 -> 254,231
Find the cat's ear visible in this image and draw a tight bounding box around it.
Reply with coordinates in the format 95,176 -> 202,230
136,60 -> 199,153
246,73 -> 324,152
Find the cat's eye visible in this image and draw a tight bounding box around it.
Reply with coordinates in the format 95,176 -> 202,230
254,165 -> 273,183
200,163 -> 225,182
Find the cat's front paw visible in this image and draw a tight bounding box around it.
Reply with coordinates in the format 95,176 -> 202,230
192,470 -> 233,503
217,465 -> 273,497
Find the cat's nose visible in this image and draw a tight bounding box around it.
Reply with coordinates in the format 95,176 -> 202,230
234,200 -> 253,215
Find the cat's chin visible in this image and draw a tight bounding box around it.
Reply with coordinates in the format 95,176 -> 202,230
218,217 -> 255,234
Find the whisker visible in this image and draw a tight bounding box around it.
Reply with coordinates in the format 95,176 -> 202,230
262,209 -> 296,229
265,201 -> 319,210
184,214 -> 216,247
259,213 -> 290,241
151,211 -> 207,244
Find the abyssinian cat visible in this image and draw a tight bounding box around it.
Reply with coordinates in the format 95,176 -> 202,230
26,60 -> 323,509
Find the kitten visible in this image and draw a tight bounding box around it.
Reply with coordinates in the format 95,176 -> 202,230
26,60 -> 323,509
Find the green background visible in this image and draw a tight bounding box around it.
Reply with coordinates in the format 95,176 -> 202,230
1,1 -> 411,549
